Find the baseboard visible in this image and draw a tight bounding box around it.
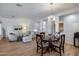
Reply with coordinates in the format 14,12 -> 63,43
0,36 -> 2,40
65,40 -> 73,45
0,37 -> 2,40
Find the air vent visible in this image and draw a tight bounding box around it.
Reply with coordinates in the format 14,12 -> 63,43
16,3 -> 23,7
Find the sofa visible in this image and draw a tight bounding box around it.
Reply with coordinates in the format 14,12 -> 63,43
22,31 -> 33,43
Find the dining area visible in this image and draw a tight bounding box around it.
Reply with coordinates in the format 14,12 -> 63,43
36,32 -> 65,56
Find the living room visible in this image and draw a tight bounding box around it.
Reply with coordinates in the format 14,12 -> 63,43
0,3 -> 79,56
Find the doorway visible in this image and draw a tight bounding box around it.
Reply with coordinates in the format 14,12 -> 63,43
59,22 -> 64,32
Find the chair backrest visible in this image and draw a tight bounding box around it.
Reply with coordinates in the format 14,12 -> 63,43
40,32 -> 45,39
36,34 -> 43,45
60,34 -> 65,47
40,32 -> 45,34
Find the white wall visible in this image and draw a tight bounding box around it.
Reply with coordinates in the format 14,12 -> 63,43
73,23 -> 79,32
0,17 -> 35,37
55,16 -> 59,32
61,13 -> 79,44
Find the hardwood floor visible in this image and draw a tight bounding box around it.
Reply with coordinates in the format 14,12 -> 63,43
0,38 -> 79,56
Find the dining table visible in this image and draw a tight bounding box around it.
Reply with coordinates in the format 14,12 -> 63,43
42,34 -> 59,52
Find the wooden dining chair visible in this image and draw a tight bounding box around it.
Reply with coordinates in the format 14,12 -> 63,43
40,32 -> 45,34
52,34 -> 65,56
36,34 -> 48,56
40,32 -> 45,39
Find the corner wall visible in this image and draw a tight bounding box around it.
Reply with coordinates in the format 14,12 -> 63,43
61,13 -> 79,45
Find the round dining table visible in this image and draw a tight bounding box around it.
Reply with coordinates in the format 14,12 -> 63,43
42,35 -> 59,52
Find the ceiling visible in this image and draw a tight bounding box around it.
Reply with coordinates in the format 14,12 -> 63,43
0,3 -> 79,20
